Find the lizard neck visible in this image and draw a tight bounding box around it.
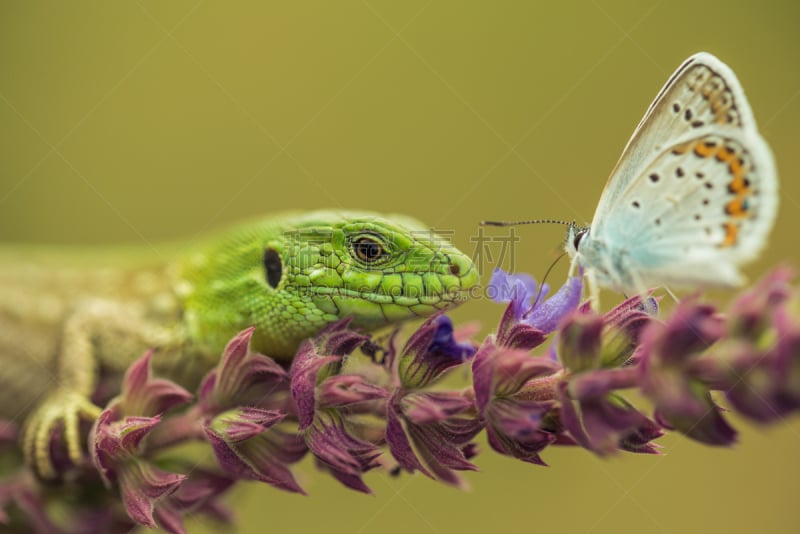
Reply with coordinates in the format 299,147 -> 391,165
170,223 -> 328,360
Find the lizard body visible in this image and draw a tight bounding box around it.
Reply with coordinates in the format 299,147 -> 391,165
0,210 -> 479,478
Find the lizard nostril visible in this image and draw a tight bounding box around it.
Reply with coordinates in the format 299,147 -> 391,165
449,264 -> 460,275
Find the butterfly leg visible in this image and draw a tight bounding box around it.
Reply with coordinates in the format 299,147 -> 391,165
585,269 -> 600,310
663,286 -> 679,303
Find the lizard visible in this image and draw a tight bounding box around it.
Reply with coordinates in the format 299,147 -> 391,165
0,210 -> 479,480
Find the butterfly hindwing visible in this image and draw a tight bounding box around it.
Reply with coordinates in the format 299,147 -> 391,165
593,125 -> 777,288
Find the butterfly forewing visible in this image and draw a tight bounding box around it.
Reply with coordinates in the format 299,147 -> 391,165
592,52 -> 760,230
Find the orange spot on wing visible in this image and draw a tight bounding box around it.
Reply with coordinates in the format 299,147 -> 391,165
715,144 -> 736,163
720,222 -> 739,247
728,157 -> 750,194
694,141 -> 717,158
725,197 -> 749,218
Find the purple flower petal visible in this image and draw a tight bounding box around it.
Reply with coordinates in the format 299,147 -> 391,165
558,383 -> 661,455
386,391 -> 481,487
290,339 -> 341,429
729,267 -> 793,339
208,407 -> 285,443
205,425 -> 306,494
91,409 -> 162,485
489,268 -> 538,320
485,398 -> 555,465
313,317 -> 372,356
118,461 -> 186,528
386,402 -> 431,477
118,351 -> 193,418
556,311 -> 603,373
568,367 -> 639,402
317,374 -> 389,408
199,327 -> 289,413
403,413 -> 481,488
495,301 -> 547,350
599,294 -> 659,367
491,269 -> 581,348
637,300 -> 737,446
472,337 -> 560,414
303,409 -> 381,494
523,276 -> 582,333
400,391 -> 475,425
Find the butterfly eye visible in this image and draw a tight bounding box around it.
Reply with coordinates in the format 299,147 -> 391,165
573,230 -> 587,250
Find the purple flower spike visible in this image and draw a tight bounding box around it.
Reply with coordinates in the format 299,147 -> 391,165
719,337 -> 800,423
472,337 -> 560,414
118,350 -> 193,418
729,267 -> 793,339
472,338 -> 560,464
199,327 -> 290,413
386,391 -> 481,487
485,398 -> 555,465
118,460 -> 187,528
154,469 -> 235,534
559,383 -> 662,456
91,409 -> 187,528
638,301 -> 737,446
289,318 -> 387,492
205,414 -> 306,494
647,300 -> 724,366
303,409 -> 381,494
772,327 -> 800,412
289,319 -> 372,428
397,314 -> 476,389
92,410 -> 161,485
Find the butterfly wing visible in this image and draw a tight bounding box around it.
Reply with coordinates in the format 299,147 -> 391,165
596,125 -> 777,289
592,52 -> 761,229
586,52 -> 778,290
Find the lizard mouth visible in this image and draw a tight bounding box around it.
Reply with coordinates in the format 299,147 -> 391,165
299,286 -> 471,309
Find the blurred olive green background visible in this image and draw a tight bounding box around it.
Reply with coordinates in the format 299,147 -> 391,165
2,1 -> 799,533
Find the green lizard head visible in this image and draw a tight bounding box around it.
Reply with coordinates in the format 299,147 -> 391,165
177,210 -> 480,359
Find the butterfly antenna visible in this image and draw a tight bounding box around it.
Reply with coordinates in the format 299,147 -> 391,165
481,218 -> 573,227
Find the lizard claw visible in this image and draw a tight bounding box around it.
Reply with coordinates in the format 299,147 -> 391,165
22,389 -> 102,479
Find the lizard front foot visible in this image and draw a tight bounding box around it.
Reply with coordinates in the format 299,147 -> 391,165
22,389 -> 102,479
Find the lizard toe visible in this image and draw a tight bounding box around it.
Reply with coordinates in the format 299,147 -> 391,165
22,389 -> 101,479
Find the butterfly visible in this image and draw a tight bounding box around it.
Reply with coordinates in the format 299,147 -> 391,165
564,52 -> 778,300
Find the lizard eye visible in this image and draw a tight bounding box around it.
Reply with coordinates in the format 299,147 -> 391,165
352,236 -> 387,263
263,248 -> 282,288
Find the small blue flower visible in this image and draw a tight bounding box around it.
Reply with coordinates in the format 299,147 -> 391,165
490,268 -> 582,348
489,268 -> 540,321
